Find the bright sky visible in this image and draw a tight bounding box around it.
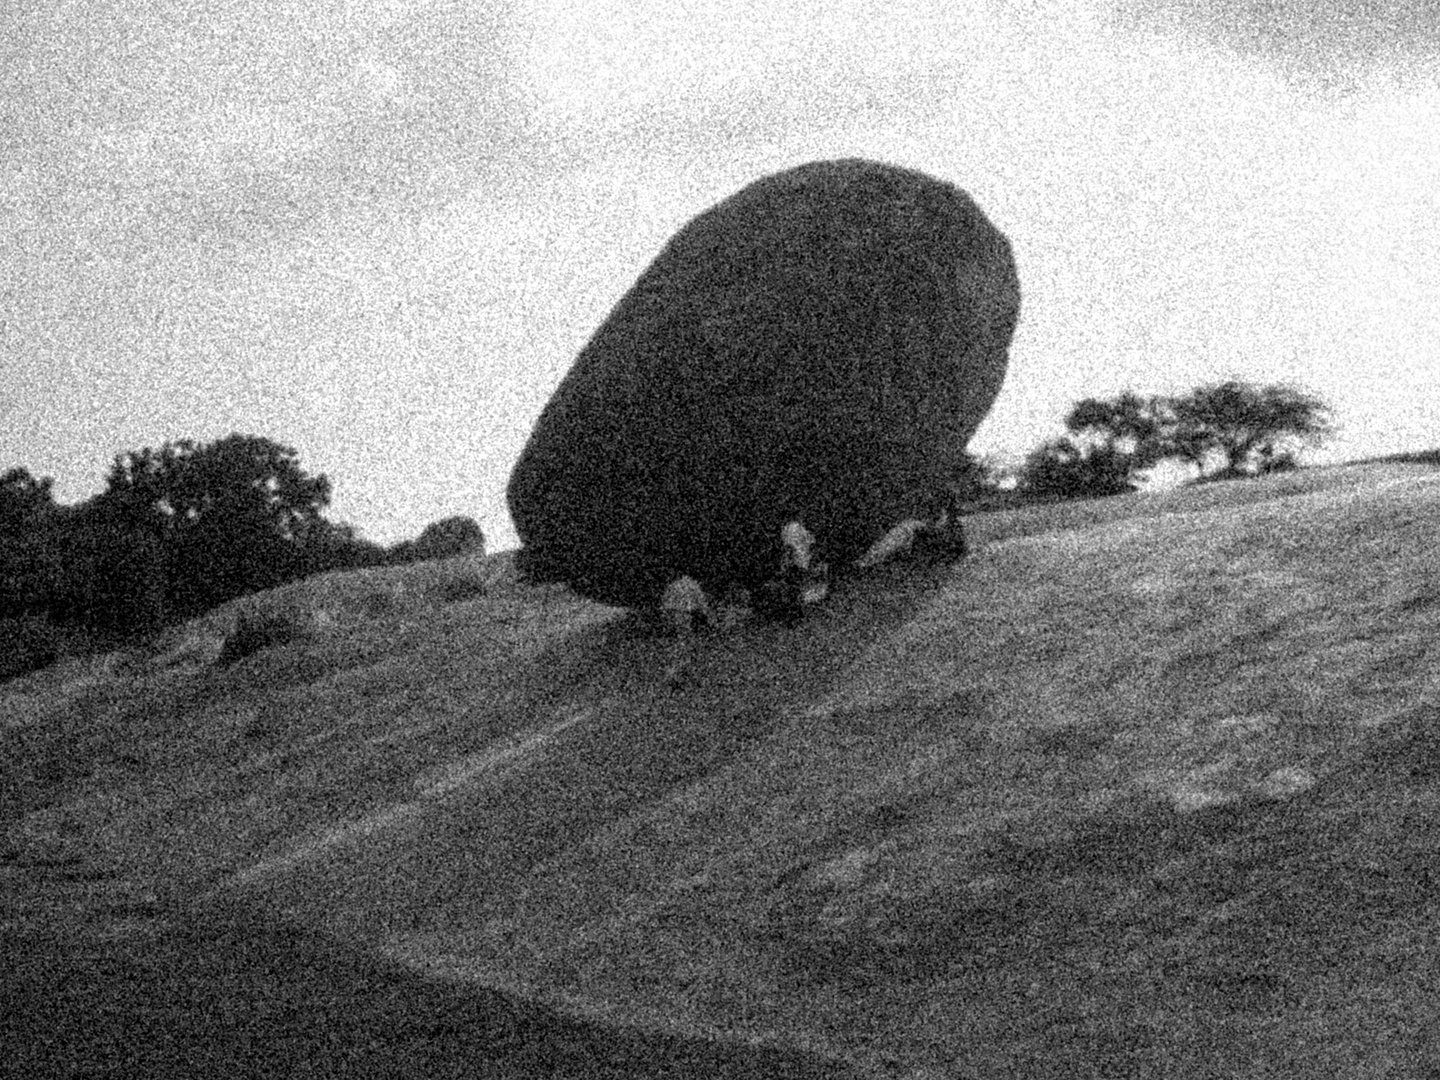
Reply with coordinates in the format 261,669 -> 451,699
3,0 -> 1437,548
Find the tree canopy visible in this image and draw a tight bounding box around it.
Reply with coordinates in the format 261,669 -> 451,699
1165,381 -> 1332,480
1,467 -> 58,537
1065,392 -> 1169,470
1020,381 -> 1334,497
103,434 -> 331,539
97,434 -> 333,619
3,433 -> 402,680
1019,437 -> 1140,500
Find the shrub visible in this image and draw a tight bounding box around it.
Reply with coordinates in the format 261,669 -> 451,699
1018,438 -> 1137,500
390,516 -> 487,565
215,607 -> 307,668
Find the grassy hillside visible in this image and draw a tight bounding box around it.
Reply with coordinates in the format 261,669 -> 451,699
5,461 -> 1440,1078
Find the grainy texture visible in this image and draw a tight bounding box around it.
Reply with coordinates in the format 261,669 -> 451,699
507,158 -> 1019,609
6,465 -> 1440,1077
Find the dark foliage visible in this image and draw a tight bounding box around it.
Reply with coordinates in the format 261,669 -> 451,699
1,468 -> 63,624
508,158 -> 1019,610
1,524 -> 56,622
1,500 -> 162,639
103,433 -> 331,620
1022,382 -> 1336,499
1019,437 -> 1139,500
1016,394 -> 1166,498
390,515 -> 486,565
1165,381 -> 1333,480
1068,392 -> 1171,468
0,466 -> 58,538
0,436 -> 387,668
48,500 -> 169,636
104,435 -> 332,541
296,519 -> 389,576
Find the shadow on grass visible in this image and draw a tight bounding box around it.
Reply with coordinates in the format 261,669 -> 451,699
4,895 -> 855,1079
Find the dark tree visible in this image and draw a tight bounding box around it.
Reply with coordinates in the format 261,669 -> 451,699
1066,392 -> 1170,469
295,519 -> 389,576
1022,381 -> 1334,501
1018,437 -> 1139,500
1163,381 -> 1333,481
0,469 -> 62,622
103,434 -> 332,618
105,435 -> 331,540
0,490 -> 167,665
394,515 -> 486,564
1014,392 -> 1172,500
45,499 -> 168,637
0,467 -> 58,537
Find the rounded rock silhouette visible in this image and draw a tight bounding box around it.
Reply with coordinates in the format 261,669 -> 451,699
507,158 -> 1020,611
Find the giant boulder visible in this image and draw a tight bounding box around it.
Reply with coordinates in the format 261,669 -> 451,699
507,158 -> 1019,611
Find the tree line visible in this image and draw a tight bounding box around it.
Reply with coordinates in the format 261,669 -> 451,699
1002,380 -> 1334,501
2,381 -> 1332,680
1,433 -> 484,678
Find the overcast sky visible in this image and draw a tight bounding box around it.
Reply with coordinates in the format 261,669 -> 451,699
3,0 -> 1437,549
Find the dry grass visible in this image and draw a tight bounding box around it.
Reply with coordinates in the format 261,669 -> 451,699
5,463 -> 1440,1078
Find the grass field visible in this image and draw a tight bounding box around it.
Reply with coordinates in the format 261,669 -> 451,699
5,460 -> 1440,1078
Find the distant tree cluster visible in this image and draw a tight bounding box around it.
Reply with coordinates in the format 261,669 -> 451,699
1016,381 -> 1334,500
1,433 -> 484,681
387,515 -> 487,565
0,380 -> 1333,681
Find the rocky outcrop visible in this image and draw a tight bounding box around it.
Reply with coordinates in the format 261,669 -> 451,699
508,158 -> 1019,611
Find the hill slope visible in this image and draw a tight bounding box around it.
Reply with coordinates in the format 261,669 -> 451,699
5,462 -> 1440,1078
